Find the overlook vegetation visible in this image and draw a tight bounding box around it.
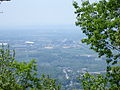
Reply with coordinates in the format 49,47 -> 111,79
73,0 -> 120,89
0,45 -> 60,90
0,0 -> 120,89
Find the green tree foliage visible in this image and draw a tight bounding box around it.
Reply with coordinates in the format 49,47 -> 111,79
79,70 -> 120,90
73,0 -> 120,89
0,45 -> 61,90
73,0 -> 120,63
79,72 -> 107,90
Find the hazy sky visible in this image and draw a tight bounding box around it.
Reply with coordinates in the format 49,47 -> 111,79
0,0 -> 98,28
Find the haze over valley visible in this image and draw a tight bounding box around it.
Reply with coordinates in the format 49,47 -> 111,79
0,26 -> 106,89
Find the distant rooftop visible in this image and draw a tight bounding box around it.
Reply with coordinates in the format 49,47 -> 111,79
0,43 -> 8,46
25,41 -> 34,44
